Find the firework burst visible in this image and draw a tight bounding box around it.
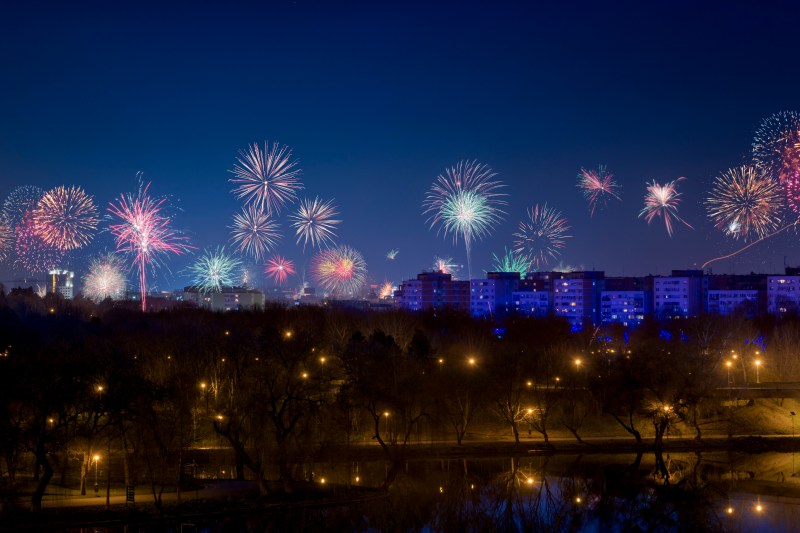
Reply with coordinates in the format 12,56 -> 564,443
82,254 -> 126,302
706,166 -> 783,241
423,160 -> 506,278
33,185 -> 98,250
491,247 -> 530,275
386,249 -> 399,260
289,196 -> 340,250
638,178 -> 693,237
2,185 -> 44,227
189,247 -> 242,293
753,111 -> 800,185
229,141 -> 303,215
513,204 -> 571,269
230,204 -> 280,260
264,255 -> 295,285
378,281 -> 395,299
13,213 -> 65,273
311,244 -> 367,295
108,181 -> 192,312
432,256 -> 459,277
577,165 -> 622,216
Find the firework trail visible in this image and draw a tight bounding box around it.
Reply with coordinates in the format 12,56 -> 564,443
13,213 -> 65,273
706,166 -> 783,241
82,253 -> 127,302
33,185 -> 98,250
108,181 -> 192,312
513,204 -> 571,269
753,111 -> 800,186
638,178 -> 693,237
701,221 -> 799,270
432,256 -> 459,277
2,186 -> 44,228
491,247 -> 530,275
189,247 -> 242,293
576,165 -> 621,216
229,141 -> 303,215
386,249 -> 399,260
230,204 -> 280,260
378,281 -> 395,299
264,255 -> 295,285
423,160 -> 506,278
311,244 -> 367,295
289,196 -> 340,250
0,223 -> 11,263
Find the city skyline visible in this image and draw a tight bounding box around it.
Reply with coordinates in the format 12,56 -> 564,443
3,2 -> 800,291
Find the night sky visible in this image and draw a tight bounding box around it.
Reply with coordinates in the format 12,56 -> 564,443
2,1 -> 800,291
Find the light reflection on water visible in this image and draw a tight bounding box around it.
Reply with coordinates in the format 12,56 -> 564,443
68,451 -> 800,532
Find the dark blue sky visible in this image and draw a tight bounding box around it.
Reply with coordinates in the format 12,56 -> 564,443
2,1 -> 800,289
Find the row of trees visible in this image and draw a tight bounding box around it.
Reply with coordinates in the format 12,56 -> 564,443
0,286 -> 796,511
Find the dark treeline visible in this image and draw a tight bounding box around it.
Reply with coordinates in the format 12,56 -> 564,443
1,286 -> 799,513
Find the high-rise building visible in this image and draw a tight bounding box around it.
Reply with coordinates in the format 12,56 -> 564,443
653,270 -> 706,319
48,269 -> 74,300
470,272 -> 520,317
183,286 -> 265,312
395,271 -> 470,313
767,275 -> 800,317
551,271 -> 605,328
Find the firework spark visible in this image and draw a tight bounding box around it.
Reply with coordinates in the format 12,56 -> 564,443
2,185 -> 44,228
576,165 -> 622,216
264,255 -> 296,285
82,254 -> 127,302
432,256 -> 459,277
753,111 -> 800,185
189,247 -> 242,293
13,213 -> 65,273
108,181 -> 192,312
289,197 -> 340,250
638,178 -> 693,237
513,204 -> 571,269
386,249 -> 399,260
423,160 -> 506,278
229,141 -> 303,214
706,166 -> 783,241
378,281 -> 395,299
490,247 -> 530,276
33,185 -> 98,250
230,204 -> 281,260
311,244 -> 367,295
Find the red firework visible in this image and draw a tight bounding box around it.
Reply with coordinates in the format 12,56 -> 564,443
264,255 -> 295,285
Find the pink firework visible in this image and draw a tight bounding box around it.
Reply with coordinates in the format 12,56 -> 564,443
108,182 -> 192,311
638,178 -> 693,237
576,165 -> 621,216
264,255 -> 295,285
13,213 -> 65,273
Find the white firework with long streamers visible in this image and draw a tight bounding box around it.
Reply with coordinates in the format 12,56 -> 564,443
83,254 -> 127,302
432,256 -> 459,278
513,204 -> 572,269
706,166 -> 783,241
230,204 -> 281,261
386,249 -> 399,260
228,141 -> 303,215
289,196 -> 340,250
33,185 -> 99,250
189,247 -> 243,293
423,160 -> 506,278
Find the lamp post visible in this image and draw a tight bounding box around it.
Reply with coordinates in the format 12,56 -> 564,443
93,455 -> 100,496
755,360 -> 761,384
725,361 -> 732,387
383,412 -> 390,441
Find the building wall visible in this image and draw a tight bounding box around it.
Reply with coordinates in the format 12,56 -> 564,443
767,276 -> 800,316
600,290 -> 651,327
707,289 -> 759,317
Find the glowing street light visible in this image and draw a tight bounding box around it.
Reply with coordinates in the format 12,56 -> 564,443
755,359 -> 762,384
467,357 -> 476,366
93,454 -> 100,496
574,358 -> 582,368
726,360 -> 732,386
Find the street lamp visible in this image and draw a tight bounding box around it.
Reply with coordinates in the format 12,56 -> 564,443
93,455 -> 100,496
383,411 -> 390,440
726,361 -> 732,387
468,357 -> 476,366
755,360 -> 761,384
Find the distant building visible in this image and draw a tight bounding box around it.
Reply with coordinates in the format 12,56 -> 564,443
653,270 -> 705,319
395,271 -> 470,313
183,286 -> 265,312
470,272 -> 520,317
512,290 -> 550,317
600,290 -> 651,327
48,269 -> 74,299
551,271 -> 605,328
707,289 -> 760,317
767,275 -> 800,317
